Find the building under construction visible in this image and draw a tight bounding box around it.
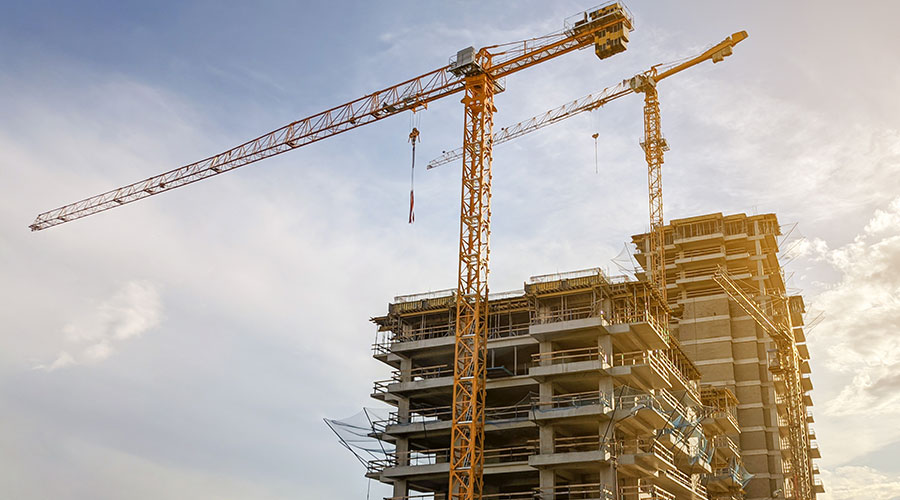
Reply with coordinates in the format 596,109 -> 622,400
366,212 -> 822,500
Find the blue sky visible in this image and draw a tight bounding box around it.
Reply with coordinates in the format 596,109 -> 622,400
2,1 -> 900,499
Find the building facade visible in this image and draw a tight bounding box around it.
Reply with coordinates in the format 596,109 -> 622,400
363,211 -> 820,500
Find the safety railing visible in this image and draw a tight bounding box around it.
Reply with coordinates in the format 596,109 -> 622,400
712,462 -> 741,482
607,308 -> 670,344
535,482 -> 615,500
659,353 -> 701,401
390,320 -> 532,344
552,435 -> 610,454
613,350 -> 666,373
372,339 -> 392,356
780,437 -> 792,452
489,321 -> 531,339
383,492 -> 535,500
375,401 -> 535,431
619,438 -> 674,465
484,444 -> 539,464
681,266 -> 718,279
657,388 -> 693,422
372,380 -> 391,396
663,467 -> 692,490
725,246 -> 749,256
389,364 -> 451,383
713,435 -> 740,457
371,443 -> 537,472
619,484 -> 675,500
680,246 -> 723,259
532,346 -> 607,366
392,323 -> 454,343
532,304 -> 599,325
615,392 -> 664,414
534,391 -> 610,411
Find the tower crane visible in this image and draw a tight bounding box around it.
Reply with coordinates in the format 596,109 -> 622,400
28,5 -> 635,500
426,32 -> 747,306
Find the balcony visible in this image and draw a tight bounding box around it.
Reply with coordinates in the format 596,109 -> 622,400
700,387 -> 739,435
712,435 -> 740,460
529,435 -> 612,468
369,443 -> 536,478
533,391 -> 612,422
609,350 -> 671,391
810,440 -> 821,459
384,492 -> 535,500
530,346 -> 610,380
658,466 -> 707,499
535,482 -> 615,500
619,483 -> 675,500
374,402 -> 534,435
814,478 -> 825,494
607,309 -> 670,351
373,319 -> 531,357
709,462 -> 743,491
801,374 -> 813,392
675,246 -> 725,265
617,438 -> 676,477
613,392 -> 669,434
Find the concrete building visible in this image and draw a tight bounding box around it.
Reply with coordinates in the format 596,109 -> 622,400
632,212 -> 822,500
364,211 -> 820,500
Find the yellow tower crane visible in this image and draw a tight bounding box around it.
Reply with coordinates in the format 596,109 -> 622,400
427,31 -> 748,307
629,31 -> 747,304
28,5 -> 635,500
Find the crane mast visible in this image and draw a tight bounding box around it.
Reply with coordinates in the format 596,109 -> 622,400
446,6 -> 634,498
635,80 -> 668,304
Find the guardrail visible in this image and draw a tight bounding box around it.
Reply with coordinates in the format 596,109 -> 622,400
680,246 -> 723,259
619,438 -> 674,465
532,346 -> 607,366
535,483 -> 614,500
713,435 -> 740,457
619,484 -> 675,500
532,304 -> 599,325
552,435 -> 610,454
534,391 -> 610,411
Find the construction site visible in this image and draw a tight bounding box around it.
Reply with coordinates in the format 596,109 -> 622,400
25,3 -> 824,500
359,211 -> 822,500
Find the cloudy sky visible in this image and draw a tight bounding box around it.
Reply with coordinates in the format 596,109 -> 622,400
2,1 -> 899,499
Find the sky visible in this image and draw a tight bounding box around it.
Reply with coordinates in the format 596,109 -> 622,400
1,1 -> 900,499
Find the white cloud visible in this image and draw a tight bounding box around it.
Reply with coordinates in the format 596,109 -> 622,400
34,281 -> 162,370
866,198 -> 900,234
805,197 -> 900,417
819,465 -> 900,500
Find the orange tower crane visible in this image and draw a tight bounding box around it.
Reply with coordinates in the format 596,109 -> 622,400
29,5 -> 635,500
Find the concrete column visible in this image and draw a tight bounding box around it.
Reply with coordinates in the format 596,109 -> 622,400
539,469 -> 556,497
400,356 -> 413,383
392,479 -> 408,499
397,397 -> 410,424
598,462 -> 617,498
598,335 -> 612,368
395,436 -> 409,467
539,340 -> 553,367
540,424 -> 555,454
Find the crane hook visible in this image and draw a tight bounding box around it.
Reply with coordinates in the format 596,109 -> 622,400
408,127 -> 420,224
